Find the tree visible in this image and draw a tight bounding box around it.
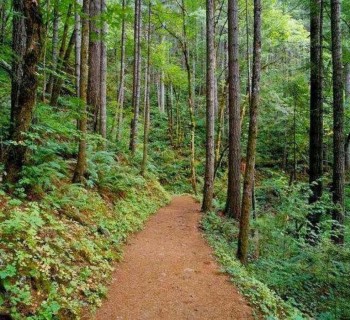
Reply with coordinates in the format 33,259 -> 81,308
226,0 -> 241,219
330,0 -> 345,244
141,1 -> 152,176
237,0 -> 262,265
129,0 -> 142,154
4,0 -> 42,185
202,0 -> 216,212
180,0 -> 198,195
100,0 -> 107,141
308,0 -> 324,239
87,0 -> 101,132
345,64 -> 350,170
49,30 -> 76,106
73,0 -> 90,183
75,0 -> 82,97
49,3 -> 73,106
46,0 -> 59,97
111,0 -> 127,142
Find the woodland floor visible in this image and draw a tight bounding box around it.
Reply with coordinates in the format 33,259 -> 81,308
93,195 -> 253,320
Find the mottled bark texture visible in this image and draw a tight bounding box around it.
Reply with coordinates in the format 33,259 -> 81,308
73,0 -> 90,183
330,0 -> 345,244
141,1 -> 152,176
308,0 -> 324,239
202,0 -> 216,212
237,0 -> 262,265
129,0 -> 142,154
87,0 -> 101,132
225,0 -> 241,219
4,0 -> 42,185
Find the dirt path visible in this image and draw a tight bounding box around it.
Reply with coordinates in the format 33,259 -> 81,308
94,196 -> 253,320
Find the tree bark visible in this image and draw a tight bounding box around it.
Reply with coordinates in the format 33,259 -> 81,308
100,0 -> 107,141
166,84 -> 175,145
73,0 -> 90,183
141,1 -> 152,176
237,0 -> 262,265
87,0 -> 101,132
344,64 -> 350,170
157,57 -> 165,113
181,0 -> 197,195
50,3 -> 73,105
49,30 -> 76,106
330,0 -> 345,244
308,0 -> 324,238
41,0 -> 51,101
0,0 -> 8,44
215,83 -> 227,167
111,0 -> 127,142
225,0 -> 241,219
75,0 -> 82,97
129,0 -> 142,154
4,0 -> 42,185
202,0 -> 216,212
47,0 -> 59,97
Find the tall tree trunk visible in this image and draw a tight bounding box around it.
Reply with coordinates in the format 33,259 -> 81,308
47,0 -> 59,96
202,0 -> 216,212
0,0 -> 8,44
129,0 -> 142,154
308,0 -> 323,238
87,0 -> 101,132
225,0 -> 241,219
141,1 -> 152,176
215,83 -> 227,167
41,0 -> 50,101
245,0 -> 251,99
111,0 -> 127,142
157,52 -> 165,113
344,64 -> 350,170
75,0 -> 82,97
100,0 -> 107,141
50,3 -> 73,105
330,0 -> 344,244
4,0 -> 42,185
181,0 -> 197,195
49,30 -> 76,106
73,0 -> 89,183
237,0 -> 262,265
166,84 -> 175,145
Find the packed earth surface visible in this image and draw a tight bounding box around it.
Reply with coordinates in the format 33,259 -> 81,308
94,196 -> 253,320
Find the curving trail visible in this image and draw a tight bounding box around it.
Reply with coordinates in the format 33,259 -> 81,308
94,196 -> 253,320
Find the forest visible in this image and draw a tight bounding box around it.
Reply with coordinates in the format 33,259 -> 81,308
0,0 -> 349,319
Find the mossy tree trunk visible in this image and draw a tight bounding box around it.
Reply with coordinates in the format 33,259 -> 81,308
202,0 -> 216,212
129,0 -> 142,155
4,0 -> 42,186
237,0 -> 262,265
73,0 -> 90,184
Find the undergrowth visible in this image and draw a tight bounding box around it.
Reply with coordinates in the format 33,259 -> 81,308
0,102 -> 171,319
0,177 -> 169,319
203,170 -> 350,320
202,212 -> 306,320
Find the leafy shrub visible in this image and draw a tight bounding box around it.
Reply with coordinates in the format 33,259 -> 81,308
0,174 -> 169,319
203,172 -> 350,319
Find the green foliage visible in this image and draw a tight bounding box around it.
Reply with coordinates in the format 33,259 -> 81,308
202,211 -> 305,319
0,175 -> 169,319
204,172 -> 350,319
